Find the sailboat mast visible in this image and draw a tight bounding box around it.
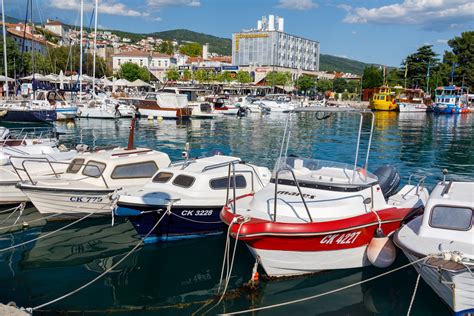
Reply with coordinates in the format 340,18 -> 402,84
79,0 -> 83,102
1,0 -> 8,98
92,0 -> 98,94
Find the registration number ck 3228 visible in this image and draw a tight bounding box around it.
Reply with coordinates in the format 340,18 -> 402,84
320,231 -> 361,245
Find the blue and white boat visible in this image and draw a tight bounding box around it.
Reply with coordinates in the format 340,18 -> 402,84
33,90 -> 77,120
115,154 -> 271,243
433,86 -> 470,114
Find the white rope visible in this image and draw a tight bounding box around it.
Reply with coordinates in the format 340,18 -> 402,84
407,273 -> 421,316
207,216 -> 248,315
29,205 -> 171,312
219,255 -> 431,315
0,203 -> 25,225
0,203 -> 24,215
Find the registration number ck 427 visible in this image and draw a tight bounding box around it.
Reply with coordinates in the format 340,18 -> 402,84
320,232 -> 361,245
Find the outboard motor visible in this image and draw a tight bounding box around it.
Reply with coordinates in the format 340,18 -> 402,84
373,165 -> 400,198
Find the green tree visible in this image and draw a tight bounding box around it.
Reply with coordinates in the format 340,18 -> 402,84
117,62 -> 150,82
179,42 -> 202,57
216,71 -> 234,83
447,31 -> 474,89
315,79 -> 333,93
166,68 -> 180,81
295,75 -> 315,93
386,68 -> 403,87
362,66 -> 383,89
181,69 -> 192,81
236,70 -> 252,85
402,45 -> 439,89
0,38 -> 26,77
157,40 -> 174,55
333,78 -> 348,93
265,71 -> 291,86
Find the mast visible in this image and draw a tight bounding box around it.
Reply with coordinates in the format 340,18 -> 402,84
1,0 -> 8,98
92,0 -> 98,94
79,0 -> 83,102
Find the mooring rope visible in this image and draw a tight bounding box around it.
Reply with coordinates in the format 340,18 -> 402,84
205,216 -> 249,315
218,255 -> 431,315
0,203 -> 25,225
407,273 -> 421,316
28,205 -> 171,312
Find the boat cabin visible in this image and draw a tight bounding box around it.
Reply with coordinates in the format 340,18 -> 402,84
435,86 -> 466,105
144,155 -> 270,200
419,181 -> 474,244
58,148 -> 171,188
137,93 -> 189,109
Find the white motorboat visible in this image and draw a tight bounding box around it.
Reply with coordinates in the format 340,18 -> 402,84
190,103 -> 222,119
77,97 -> 120,119
220,108 -> 430,277
115,154 -> 271,242
0,129 -> 77,205
135,92 -> 191,119
17,144 -> 171,218
258,94 -> 297,113
235,97 -> 269,114
394,179 -> 474,315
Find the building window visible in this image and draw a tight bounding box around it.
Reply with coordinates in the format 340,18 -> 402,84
140,59 -> 143,66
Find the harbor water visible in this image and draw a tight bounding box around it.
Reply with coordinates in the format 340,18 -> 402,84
1,111 -> 473,315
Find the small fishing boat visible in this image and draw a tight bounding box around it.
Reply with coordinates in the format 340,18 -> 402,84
394,178 -> 474,315
397,88 -> 430,112
220,108 -> 429,277
369,86 -> 400,111
135,92 -> 191,119
16,121 -> 171,218
115,152 -> 271,242
433,86 -> 470,114
77,98 -> 121,119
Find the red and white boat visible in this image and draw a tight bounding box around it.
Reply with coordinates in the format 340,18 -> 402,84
220,108 -> 430,277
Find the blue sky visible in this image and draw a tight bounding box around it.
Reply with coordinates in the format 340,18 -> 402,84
4,0 -> 474,66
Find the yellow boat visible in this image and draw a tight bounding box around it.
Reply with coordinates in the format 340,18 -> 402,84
369,86 -> 400,111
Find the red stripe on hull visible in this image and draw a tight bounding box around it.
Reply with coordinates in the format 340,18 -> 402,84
220,194 -> 422,252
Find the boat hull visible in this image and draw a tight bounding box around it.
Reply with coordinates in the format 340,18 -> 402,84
398,102 -> 427,112
115,203 -> 224,243
77,108 -> 119,119
137,108 -> 191,119
56,107 -> 78,120
0,183 -> 29,205
19,186 -> 116,219
221,203 -> 421,277
0,109 -> 56,122
433,105 -> 470,114
402,250 -> 474,315
370,101 -> 398,111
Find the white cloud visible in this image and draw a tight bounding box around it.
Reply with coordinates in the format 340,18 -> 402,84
436,39 -> 448,44
277,0 -> 318,10
49,0 -> 146,17
339,0 -> 474,30
147,0 -> 201,8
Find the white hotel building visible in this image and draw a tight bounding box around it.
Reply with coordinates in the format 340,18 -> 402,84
112,50 -> 177,82
232,15 -> 320,72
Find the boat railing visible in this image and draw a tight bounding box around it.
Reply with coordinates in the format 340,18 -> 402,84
402,173 -> 426,199
3,127 -> 58,143
10,157 -> 110,188
272,166 -> 313,222
225,161 -> 268,213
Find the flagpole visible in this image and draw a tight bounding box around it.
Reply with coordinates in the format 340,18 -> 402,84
426,62 -> 430,93
92,0 -> 98,95
79,0 -> 83,103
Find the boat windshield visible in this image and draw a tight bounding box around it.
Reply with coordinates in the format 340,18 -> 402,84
273,157 -> 378,187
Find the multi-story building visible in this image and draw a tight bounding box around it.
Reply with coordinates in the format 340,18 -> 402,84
112,50 -> 177,82
44,20 -> 64,37
232,15 -> 320,72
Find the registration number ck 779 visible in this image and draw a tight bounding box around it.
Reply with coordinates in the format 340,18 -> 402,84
320,231 -> 361,245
